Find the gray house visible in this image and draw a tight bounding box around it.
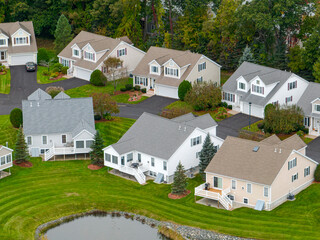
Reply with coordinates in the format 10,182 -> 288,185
22,89 -> 96,161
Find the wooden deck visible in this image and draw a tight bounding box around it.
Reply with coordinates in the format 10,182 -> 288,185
208,188 -> 222,195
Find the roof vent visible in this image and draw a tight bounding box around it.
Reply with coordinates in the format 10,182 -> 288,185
37,102 -> 40,107
274,148 -> 277,153
253,146 -> 260,152
279,148 -> 282,154
184,126 -> 186,132
178,125 -> 181,130
30,102 -> 32,107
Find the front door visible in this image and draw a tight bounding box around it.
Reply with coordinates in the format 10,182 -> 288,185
0,51 -> 6,61
121,156 -> 125,166
213,176 -> 222,189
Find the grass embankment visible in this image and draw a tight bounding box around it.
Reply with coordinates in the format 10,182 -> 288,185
0,115 -> 18,148
37,66 -> 67,84
0,69 -> 11,94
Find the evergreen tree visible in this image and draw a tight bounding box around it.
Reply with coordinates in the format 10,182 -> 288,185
54,14 -> 73,54
199,133 -> 217,179
90,130 -> 105,166
171,162 -> 187,195
238,45 -> 255,66
14,126 -> 29,163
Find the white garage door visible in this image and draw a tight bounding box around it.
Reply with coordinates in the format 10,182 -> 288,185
242,103 -> 264,118
155,85 -> 179,99
11,54 -> 35,66
74,67 -> 92,81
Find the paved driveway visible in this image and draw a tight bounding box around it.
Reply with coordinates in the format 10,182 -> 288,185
117,95 -> 177,119
307,137 -> 320,163
0,66 -> 89,115
217,113 -> 262,139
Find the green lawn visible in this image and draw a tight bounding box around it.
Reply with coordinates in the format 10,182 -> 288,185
0,69 -> 11,94
37,66 -> 67,84
1,117 -> 320,239
111,94 -> 149,104
0,115 -> 18,148
164,100 -> 193,111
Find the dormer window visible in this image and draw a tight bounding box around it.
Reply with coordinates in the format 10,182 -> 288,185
252,84 -> 264,94
14,37 -> 28,45
198,62 -> 206,72
73,49 -> 79,57
288,81 -> 297,90
84,51 -> 95,61
165,67 -> 179,77
239,82 -> 245,90
0,39 -> 6,46
151,66 -> 158,74
117,48 -> 127,57
314,104 -> 320,112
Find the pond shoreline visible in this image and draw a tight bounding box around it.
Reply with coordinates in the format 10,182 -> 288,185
35,209 -> 251,240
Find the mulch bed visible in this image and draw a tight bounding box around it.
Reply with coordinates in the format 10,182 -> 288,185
0,71 -> 8,75
49,73 -> 65,81
114,90 -> 143,102
168,190 -> 191,199
88,164 -> 103,170
13,160 -> 33,168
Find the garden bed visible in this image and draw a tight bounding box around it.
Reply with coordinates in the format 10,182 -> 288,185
13,160 -> 33,168
114,90 -> 143,102
88,164 -> 103,170
168,190 -> 191,199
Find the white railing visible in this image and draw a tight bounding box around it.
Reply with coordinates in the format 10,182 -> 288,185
118,165 -> 146,184
136,167 -> 146,184
222,187 -> 231,196
44,145 -> 55,161
54,147 -> 75,155
67,67 -> 73,76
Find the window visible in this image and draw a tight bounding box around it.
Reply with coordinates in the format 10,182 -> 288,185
198,62 -> 206,72
231,180 -> 236,190
86,140 -> 94,148
292,173 -> 298,182
138,153 -> 141,162
134,76 -> 148,86
0,51 -> 6,60
304,117 -> 310,127
121,156 -> 125,165
61,58 -> 70,67
196,76 -> 203,83
165,67 -> 179,77
252,84 -> 264,94
163,161 -> 167,171
272,101 -> 279,106
62,135 -> 67,144
15,37 -> 28,45
27,136 -> 32,145
6,154 -> 11,163
243,198 -> 248,204
288,81 -> 297,90
76,141 -> 84,148
238,82 -> 245,90
285,96 -> 293,103
73,49 -> 79,57
191,136 -> 202,146
127,153 -> 133,162
118,48 -> 127,57
151,157 -> 155,167
264,187 -> 269,197
223,92 -> 235,102
314,105 -> 320,112
228,195 -> 234,201
304,166 -> 311,177
1,156 -> 5,165
247,183 -> 252,193
196,151 -> 201,159
213,176 -> 222,189
42,136 -> 47,145
0,39 -> 6,46
84,51 -> 95,61
112,155 -> 118,164
288,158 -> 297,170
151,66 -> 158,73
105,153 -> 111,162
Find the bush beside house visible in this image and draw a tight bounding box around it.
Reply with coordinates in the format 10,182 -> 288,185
9,108 -> 23,128
90,70 -> 107,86
178,80 -> 192,101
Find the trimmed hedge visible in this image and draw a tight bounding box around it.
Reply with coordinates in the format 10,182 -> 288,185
90,70 -> 107,86
120,87 -> 127,92
178,80 -> 192,101
141,88 -> 147,93
10,108 -> 23,128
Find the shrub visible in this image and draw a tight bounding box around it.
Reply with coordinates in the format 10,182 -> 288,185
120,87 -> 127,92
10,108 -> 23,128
315,165 -> 320,182
178,80 -> 192,101
264,103 -> 276,118
49,72 -> 59,79
297,130 -> 304,137
125,84 -> 133,90
220,102 -> 228,108
257,122 -> 264,130
90,70 -> 107,86
134,85 -> 141,91
161,107 -> 191,119
227,105 -> 232,109
94,114 -> 102,121
42,70 -> 50,76
46,86 -> 64,98
216,107 -> 227,119
37,48 -> 49,64
61,66 -> 68,74
141,88 -> 147,93
51,63 -> 63,73
130,89 -> 134,92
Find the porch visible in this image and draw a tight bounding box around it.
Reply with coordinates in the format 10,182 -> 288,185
44,144 -> 91,161
308,116 -> 320,136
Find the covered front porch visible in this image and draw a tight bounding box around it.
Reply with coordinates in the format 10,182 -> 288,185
133,75 -> 156,91
307,116 -> 320,136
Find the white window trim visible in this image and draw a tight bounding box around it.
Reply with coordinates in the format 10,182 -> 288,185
42,135 -> 48,145
164,67 -> 180,79
243,197 -> 249,204
27,136 -> 32,145
163,161 -> 167,171
83,51 -> 96,62
196,76 -> 203,83
213,176 -> 223,189
150,65 -> 160,75
263,186 -> 269,197
251,84 -> 264,95
231,179 -> 237,190
12,36 -> 29,46
238,81 -> 246,91
247,183 -> 252,194
314,104 -> 320,112
73,48 -> 81,58
62,134 -> 67,144
118,48 -> 126,57
0,38 -> 8,47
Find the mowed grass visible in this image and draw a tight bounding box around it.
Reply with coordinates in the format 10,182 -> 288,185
37,66 -> 66,84
0,115 -> 18,148
0,69 -> 11,94
0,117 -> 320,239
111,94 -> 149,104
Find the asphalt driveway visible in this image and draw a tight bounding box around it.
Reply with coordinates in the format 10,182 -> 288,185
307,137 -> 320,163
217,113 -> 262,139
0,66 -> 89,115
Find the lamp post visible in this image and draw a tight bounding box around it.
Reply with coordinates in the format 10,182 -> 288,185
249,102 -> 252,129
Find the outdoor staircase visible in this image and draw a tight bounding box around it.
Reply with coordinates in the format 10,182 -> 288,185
119,165 -> 146,184
44,147 -> 54,161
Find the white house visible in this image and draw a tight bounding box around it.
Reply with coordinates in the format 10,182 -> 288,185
0,21 -> 37,66
0,145 -> 13,179
132,46 -> 221,99
58,31 -> 145,81
222,62 -> 309,118
103,112 -> 224,184
22,89 -> 96,160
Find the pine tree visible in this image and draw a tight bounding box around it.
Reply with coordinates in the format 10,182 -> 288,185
14,126 -> 29,163
54,14 -> 73,54
90,130 -> 105,166
171,162 -> 187,195
199,133 -> 217,180
238,45 -> 255,66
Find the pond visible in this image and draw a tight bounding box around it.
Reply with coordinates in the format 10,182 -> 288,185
45,214 -> 169,240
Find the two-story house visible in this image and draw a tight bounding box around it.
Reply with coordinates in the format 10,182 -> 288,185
0,21 -> 37,66
22,89 -> 96,161
0,145 -> 13,179
132,46 -> 221,99
103,112 -> 224,184
222,62 -> 309,118
58,31 -> 145,81
195,134 -> 318,211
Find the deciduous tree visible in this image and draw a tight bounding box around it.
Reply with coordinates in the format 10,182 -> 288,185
91,92 -> 119,119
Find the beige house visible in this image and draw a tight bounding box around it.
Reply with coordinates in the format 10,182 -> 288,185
0,21 -> 37,66
195,134 -> 318,211
0,145 -> 13,179
58,31 -> 145,81
132,46 -> 221,99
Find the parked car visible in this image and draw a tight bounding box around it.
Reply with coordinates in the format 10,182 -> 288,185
26,62 -> 36,72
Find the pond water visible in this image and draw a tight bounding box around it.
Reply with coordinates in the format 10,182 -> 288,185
45,215 -> 169,240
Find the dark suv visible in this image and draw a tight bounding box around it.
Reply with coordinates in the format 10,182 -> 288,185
26,62 -> 36,72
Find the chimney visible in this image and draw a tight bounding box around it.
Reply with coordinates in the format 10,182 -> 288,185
279,148 -> 282,154
274,148 -> 277,153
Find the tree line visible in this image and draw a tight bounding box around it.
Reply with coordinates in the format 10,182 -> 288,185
2,0 -> 320,80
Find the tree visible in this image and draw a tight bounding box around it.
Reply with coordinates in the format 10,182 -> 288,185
238,45 -> 255,66
178,80 -> 192,101
313,58 -> 320,83
14,126 -> 29,163
315,164 -> 320,182
10,108 -> 23,128
90,70 -> 107,86
90,130 -> 105,166
103,57 -> 125,92
171,162 -> 187,195
199,133 -> 217,179
54,14 -> 73,54
91,92 -> 119,120
288,45 -> 306,73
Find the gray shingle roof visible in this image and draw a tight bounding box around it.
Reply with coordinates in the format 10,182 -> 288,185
54,91 -> 71,100
27,88 -> 52,101
110,112 -> 217,159
172,113 -> 218,129
72,119 -> 96,137
22,89 -> 95,136
297,82 -> 320,117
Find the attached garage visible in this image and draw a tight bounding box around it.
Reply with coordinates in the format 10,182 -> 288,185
242,102 -> 264,118
155,84 -> 179,99
73,67 -> 92,81
10,53 -> 36,66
